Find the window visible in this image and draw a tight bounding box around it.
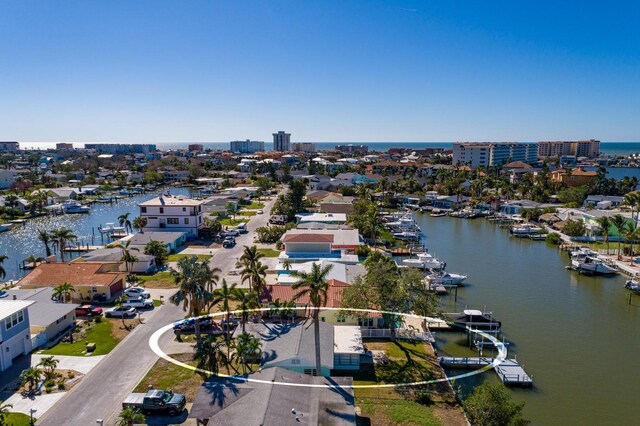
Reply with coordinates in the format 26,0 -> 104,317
182,207 -> 186,212
336,315 -> 346,323
303,368 -> 318,376
184,218 -> 189,224
5,311 -> 25,330
167,218 -> 179,224
141,207 -> 147,213
159,207 -> 164,214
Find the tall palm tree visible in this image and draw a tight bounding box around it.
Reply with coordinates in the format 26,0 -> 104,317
132,216 -> 147,233
237,245 -> 267,294
231,332 -> 262,374
119,240 -> 139,273
52,282 -> 75,303
282,258 -> 293,271
623,192 -> 640,223
210,279 -> 238,325
169,256 -> 214,341
610,214 -> 629,260
20,367 -> 43,394
232,289 -> 258,333
0,255 -> 8,281
118,212 -> 133,234
116,406 -> 145,426
38,229 -> 52,257
0,400 -> 13,425
623,221 -> 639,260
595,216 -> 612,254
269,298 -> 284,321
38,356 -> 59,381
23,255 -> 44,269
291,262 -> 333,376
193,335 -> 229,378
50,227 -> 77,262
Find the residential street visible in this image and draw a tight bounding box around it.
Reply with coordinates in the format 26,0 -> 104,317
36,191 -> 281,425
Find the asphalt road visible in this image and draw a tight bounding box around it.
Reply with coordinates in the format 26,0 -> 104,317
37,191 -> 282,425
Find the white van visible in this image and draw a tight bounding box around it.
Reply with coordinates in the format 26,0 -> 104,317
237,222 -> 248,234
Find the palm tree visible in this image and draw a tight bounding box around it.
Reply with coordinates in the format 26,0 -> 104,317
232,289 -> 258,333
281,299 -> 297,323
623,192 -> 640,222
132,216 -> 147,233
169,256 -> 214,341
38,356 -> 59,381
50,227 -> 77,262
0,400 -> 13,425
20,367 -> 43,394
282,258 -> 292,271
0,255 -> 7,280
237,245 -> 267,295
119,240 -> 139,273
52,282 -> 75,303
22,255 -> 44,269
118,212 -> 133,234
610,214 -> 629,260
116,406 -> 145,426
291,262 -> 333,376
231,332 -> 262,374
269,298 -> 284,321
210,279 -> 238,325
595,216 -> 612,254
4,194 -> 19,218
37,229 -> 52,257
623,221 -> 639,260
193,335 -> 229,378
114,294 -> 130,329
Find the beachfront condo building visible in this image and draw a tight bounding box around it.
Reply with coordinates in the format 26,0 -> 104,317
230,139 -> 265,154
138,194 -> 204,237
273,131 -> 291,152
336,144 -> 368,155
452,142 -> 537,168
291,142 -> 317,153
0,141 -> 19,152
84,143 -> 156,154
537,140 -> 600,159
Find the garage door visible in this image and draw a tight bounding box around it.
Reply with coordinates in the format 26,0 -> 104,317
9,338 -> 24,360
110,279 -> 124,297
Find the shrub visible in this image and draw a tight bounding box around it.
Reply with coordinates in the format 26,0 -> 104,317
356,245 -> 371,258
562,219 -> 586,237
276,240 -> 283,250
546,232 -> 562,245
57,382 -> 66,390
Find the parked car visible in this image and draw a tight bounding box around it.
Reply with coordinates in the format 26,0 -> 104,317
92,293 -> 108,302
105,306 -> 136,318
222,237 -> 236,248
122,297 -> 154,309
257,209 -> 263,214
122,389 -> 186,416
172,317 -> 215,332
124,287 -> 151,299
226,229 -> 239,237
75,305 -> 103,317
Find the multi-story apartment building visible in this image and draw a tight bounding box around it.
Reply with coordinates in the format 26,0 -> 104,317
273,131 -> 291,152
230,139 -> 265,154
291,142 -> 317,153
84,143 -> 157,154
138,194 -> 205,237
336,144 -> 368,155
0,141 -> 19,151
452,142 -> 537,167
537,140 -> 600,159
56,143 -> 73,150
188,144 -> 204,151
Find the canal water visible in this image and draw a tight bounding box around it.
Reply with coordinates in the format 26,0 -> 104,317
413,213 -> 640,425
0,188 -> 191,282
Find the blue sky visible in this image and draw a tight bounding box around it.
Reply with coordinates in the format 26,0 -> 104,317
1,0 -> 638,143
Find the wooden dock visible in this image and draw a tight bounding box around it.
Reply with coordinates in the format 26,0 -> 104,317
439,356 -> 533,387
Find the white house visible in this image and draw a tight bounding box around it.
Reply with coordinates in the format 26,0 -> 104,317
138,194 -> 205,237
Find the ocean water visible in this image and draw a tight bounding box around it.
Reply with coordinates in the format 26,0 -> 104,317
17,141 -> 640,156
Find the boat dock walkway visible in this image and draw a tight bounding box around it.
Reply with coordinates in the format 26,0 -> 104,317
439,356 -> 533,387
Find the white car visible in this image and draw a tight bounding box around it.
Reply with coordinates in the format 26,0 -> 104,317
105,306 -> 136,318
124,287 -> 151,299
257,210 -> 263,214
122,297 -> 154,309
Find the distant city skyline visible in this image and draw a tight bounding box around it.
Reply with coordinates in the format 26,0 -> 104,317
1,1 -> 638,141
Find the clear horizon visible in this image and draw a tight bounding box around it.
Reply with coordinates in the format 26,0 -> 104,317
2,1 -> 639,141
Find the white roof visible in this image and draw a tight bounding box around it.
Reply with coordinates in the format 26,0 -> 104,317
0,300 -> 35,320
297,213 -> 347,223
334,326 -> 365,354
463,309 -> 483,316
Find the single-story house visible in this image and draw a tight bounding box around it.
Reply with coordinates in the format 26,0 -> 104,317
584,195 -> 624,208
295,213 -> 348,225
124,231 -> 187,254
80,247 -> 155,273
3,288 -> 77,349
18,262 -> 126,303
0,300 -> 34,372
188,367 -> 356,425
276,260 -> 365,285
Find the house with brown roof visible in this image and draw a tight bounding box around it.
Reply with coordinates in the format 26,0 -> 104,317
18,263 -> 126,303
550,168 -> 598,187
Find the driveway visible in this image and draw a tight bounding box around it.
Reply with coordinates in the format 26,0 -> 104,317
30,354 -> 105,375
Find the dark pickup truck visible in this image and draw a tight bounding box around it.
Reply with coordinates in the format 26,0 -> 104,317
122,389 -> 186,416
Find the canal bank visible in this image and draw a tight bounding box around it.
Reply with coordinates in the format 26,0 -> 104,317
0,188 -> 192,282
414,212 -> 640,425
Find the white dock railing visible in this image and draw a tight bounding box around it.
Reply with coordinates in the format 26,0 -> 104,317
360,327 -> 435,342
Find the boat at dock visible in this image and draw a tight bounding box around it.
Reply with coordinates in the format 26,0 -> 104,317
402,252 -> 445,269
447,309 -> 501,331
570,255 -> 618,275
0,223 -> 13,232
98,222 -> 126,234
62,201 -> 91,214
624,278 -> 640,293
510,223 -> 543,235
426,271 -> 467,285
392,231 -> 420,240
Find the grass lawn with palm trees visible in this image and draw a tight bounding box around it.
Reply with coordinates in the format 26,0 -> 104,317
166,254 -> 212,262
39,319 -> 134,356
138,271 -> 176,288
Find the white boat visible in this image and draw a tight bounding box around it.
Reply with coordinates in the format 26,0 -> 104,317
0,223 -> 13,232
511,224 -> 543,235
62,201 -> 91,214
625,278 -> 640,293
571,255 -> 617,275
393,231 -> 420,240
99,222 -> 126,234
402,252 -> 445,269
426,271 -> 467,285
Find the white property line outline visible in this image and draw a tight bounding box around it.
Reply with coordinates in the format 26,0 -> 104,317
148,307 -> 507,389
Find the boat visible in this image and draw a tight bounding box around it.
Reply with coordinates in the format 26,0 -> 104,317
624,278 -> 640,293
448,309 -> 501,331
510,223 -> 543,235
119,189 -> 132,196
0,223 -> 13,232
393,231 -> 420,241
426,271 -> 467,285
430,208 -> 447,217
98,222 -> 126,234
402,252 -> 445,269
62,201 -> 91,214
571,255 -> 617,275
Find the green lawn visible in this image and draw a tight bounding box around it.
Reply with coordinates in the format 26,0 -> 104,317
244,202 -> 265,209
40,320 -> 121,356
153,299 -> 163,307
167,254 -> 213,262
257,248 -> 281,257
3,412 -> 32,426
138,271 -> 175,288
219,218 -> 248,226
238,210 -> 257,217
358,398 -> 441,426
